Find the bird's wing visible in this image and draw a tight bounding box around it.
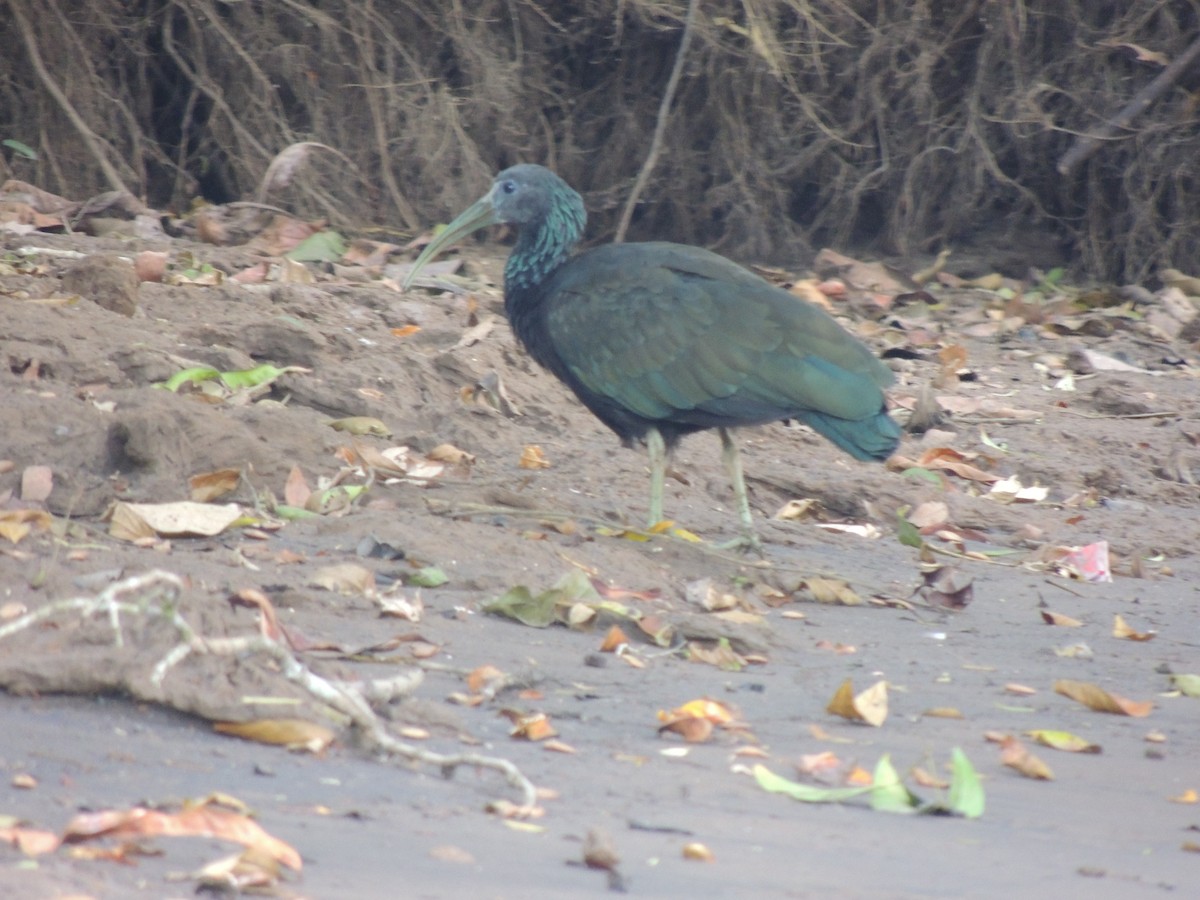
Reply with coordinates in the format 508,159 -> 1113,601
544,243 -> 890,425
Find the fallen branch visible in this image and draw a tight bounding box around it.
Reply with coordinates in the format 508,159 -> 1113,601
0,569 -> 539,813
1057,33 -> 1200,176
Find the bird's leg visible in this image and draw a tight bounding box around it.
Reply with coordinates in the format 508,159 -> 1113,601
717,428 -> 763,554
646,426 -> 667,526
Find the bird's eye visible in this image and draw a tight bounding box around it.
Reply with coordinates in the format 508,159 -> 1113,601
501,180 -> 517,194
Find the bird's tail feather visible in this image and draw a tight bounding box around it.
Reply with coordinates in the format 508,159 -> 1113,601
795,408 -> 901,462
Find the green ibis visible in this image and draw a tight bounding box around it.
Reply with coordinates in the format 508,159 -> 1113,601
404,165 -> 899,549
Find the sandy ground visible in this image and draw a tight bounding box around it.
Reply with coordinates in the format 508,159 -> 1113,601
1,227 -> 1199,899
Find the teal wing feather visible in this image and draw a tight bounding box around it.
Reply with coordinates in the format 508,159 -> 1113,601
544,242 -> 893,433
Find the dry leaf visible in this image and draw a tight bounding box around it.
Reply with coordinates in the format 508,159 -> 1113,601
599,625 -> 629,652
1112,614 -> 1156,641
20,465 -> 53,502
519,445 -> 551,469
0,825 -> 60,856
1000,737 -> 1054,780
773,498 -> 823,520
63,801 -> 302,871
284,465 -> 311,507
188,467 -> 241,502
796,577 -> 862,605
682,842 -> 715,862
310,563 -> 376,595
108,501 -> 243,540
1025,730 -> 1101,754
826,678 -> 888,726
507,711 -> 557,741
426,443 -> 475,466
1054,679 -> 1153,717
213,719 -> 335,753
1041,610 -> 1083,627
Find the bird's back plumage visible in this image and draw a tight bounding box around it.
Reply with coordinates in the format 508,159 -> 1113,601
508,241 -> 899,460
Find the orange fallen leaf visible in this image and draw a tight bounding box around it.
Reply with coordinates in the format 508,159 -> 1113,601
658,716 -> 713,743
284,465 -> 311,508
20,465 -> 53,503
669,699 -> 735,724
188,467 -> 241,502
213,719 -> 335,753
682,842 -> 714,862
1112,614 -> 1156,641
63,801 -> 301,871
826,678 -> 888,727
845,765 -> 874,786
911,766 -> 949,789
599,625 -> 629,652
1054,679 -> 1154,717
796,751 -> 840,775
391,324 -> 421,338
0,825 -> 60,856
519,445 -> 551,469
1000,737 -> 1054,780
506,711 -> 557,742
466,665 -> 507,695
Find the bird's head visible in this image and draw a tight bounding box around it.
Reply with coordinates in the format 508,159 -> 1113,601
403,164 -> 586,290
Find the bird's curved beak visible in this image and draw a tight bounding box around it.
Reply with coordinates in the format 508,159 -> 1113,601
402,188 -> 498,290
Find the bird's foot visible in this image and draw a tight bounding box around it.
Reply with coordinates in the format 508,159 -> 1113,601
715,532 -> 765,557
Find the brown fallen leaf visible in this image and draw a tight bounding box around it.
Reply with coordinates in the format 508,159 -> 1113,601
519,444 -> 551,469
0,825 -> 61,856
213,719 -> 336,753
1054,679 -> 1154,717
427,443 -> 475,466
63,801 -> 302,871
826,678 -> 888,727
20,465 -> 53,503
108,501 -> 243,540
1004,683 -> 1038,696
1112,613 -> 1156,641
1000,737 -> 1054,780
796,577 -> 862,605
599,625 -> 629,652
189,467 -> 241,502
504,711 -> 557,742
283,464 -> 311,508
911,766 -> 949,789
917,565 -> 974,609
1042,610 -> 1083,627
194,846 -> 283,892
310,563 -> 376,596
682,842 -> 715,862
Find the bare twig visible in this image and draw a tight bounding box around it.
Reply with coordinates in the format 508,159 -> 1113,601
1057,33 -> 1200,176
613,0 -> 699,243
0,569 -> 539,812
